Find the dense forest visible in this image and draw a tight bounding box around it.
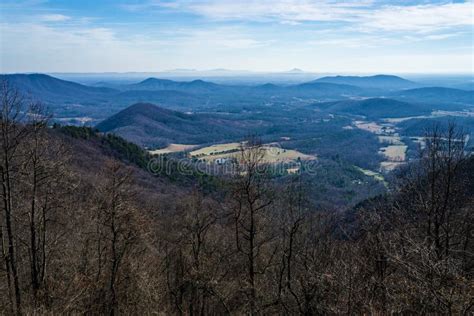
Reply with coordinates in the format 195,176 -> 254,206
0,83 -> 473,315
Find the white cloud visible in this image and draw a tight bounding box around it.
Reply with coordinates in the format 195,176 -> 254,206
361,2 -> 474,33
0,22 -> 269,72
0,1 -> 471,73
39,14 -> 71,22
144,0 -> 473,33
182,0 -> 370,22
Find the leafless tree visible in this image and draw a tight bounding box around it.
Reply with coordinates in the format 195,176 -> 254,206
87,161 -> 139,315
230,138 -> 275,314
0,81 -> 31,315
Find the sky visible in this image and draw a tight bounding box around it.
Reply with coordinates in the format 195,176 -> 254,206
0,0 -> 473,74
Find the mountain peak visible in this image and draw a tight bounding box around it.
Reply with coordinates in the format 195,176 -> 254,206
288,68 -> 304,73
138,77 -> 174,84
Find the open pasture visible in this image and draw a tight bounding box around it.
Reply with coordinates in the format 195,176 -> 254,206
190,142 -> 316,164
379,145 -> 407,162
149,143 -> 199,155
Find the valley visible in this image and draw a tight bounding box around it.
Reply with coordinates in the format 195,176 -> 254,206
188,142 -> 316,164
2,73 -> 473,207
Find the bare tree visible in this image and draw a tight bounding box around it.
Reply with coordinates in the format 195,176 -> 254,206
383,122 -> 473,313
161,188 -> 234,315
88,161 -> 139,315
230,138 -> 275,315
0,81 -> 30,315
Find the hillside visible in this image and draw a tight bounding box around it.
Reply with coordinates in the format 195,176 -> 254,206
96,102 -> 263,147
315,98 -> 431,118
0,73 -> 116,101
4,116 -> 472,315
398,116 -> 474,145
315,75 -> 418,90
393,87 -> 474,106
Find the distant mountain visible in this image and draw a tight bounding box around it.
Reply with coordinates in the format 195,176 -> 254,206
124,78 -> 224,93
96,103 -> 262,147
250,83 -> 282,93
315,98 -> 431,118
392,87 -> 474,106
0,73 -> 116,102
6,73 -> 465,125
287,68 -> 304,73
314,75 -> 418,90
119,78 -> 366,101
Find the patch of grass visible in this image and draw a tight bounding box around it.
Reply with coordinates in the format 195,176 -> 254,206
379,145 -> 407,162
190,142 -> 316,164
149,143 -> 199,155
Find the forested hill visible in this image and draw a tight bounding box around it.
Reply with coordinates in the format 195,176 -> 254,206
95,102 -> 263,147
314,74 -> 418,89
0,73 -> 116,100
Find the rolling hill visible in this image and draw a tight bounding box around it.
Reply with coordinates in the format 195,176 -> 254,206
314,98 -> 431,118
96,103 -> 264,147
392,87 -> 474,106
314,75 -> 418,90
0,73 -> 116,101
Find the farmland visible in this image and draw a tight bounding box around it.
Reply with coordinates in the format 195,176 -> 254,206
190,142 -> 316,164
189,142 -> 242,157
354,166 -> 387,186
149,143 -> 198,155
378,135 -> 404,145
379,145 -> 407,162
353,119 -> 409,172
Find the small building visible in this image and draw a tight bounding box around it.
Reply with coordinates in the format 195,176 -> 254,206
215,158 -> 229,165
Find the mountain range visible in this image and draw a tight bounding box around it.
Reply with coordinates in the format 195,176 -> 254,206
1,73 -> 472,123
123,78 -> 225,93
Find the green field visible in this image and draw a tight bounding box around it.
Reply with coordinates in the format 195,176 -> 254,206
190,142 -> 316,163
149,143 -> 199,155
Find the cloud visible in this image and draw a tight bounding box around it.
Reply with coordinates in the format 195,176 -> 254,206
0,22 -> 162,72
0,21 -> 269,72
171,0 -> 371,22
39,14 -> 71,22
0,0 -> 471,73
422,32 -> 467,41
361,2 -> 473,33
140,0 -> 473,33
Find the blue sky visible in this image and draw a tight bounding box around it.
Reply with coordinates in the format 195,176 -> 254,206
0,0 -> 472,73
